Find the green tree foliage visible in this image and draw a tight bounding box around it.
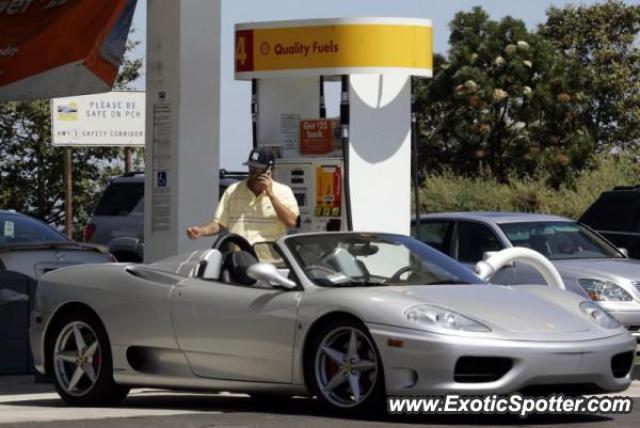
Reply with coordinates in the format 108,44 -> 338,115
539,0 -> 640,150
417,151 -> 640,220
0,36 -> 143,236
415,7 -> 593,185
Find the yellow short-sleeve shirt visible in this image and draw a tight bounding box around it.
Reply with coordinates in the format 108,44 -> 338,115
213,180 -> 300,245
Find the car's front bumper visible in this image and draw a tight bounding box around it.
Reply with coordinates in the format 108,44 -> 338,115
367,323 -> 635,397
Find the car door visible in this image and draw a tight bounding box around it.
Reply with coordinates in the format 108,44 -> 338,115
170,277 -> 300,383
452,221 -> 514,283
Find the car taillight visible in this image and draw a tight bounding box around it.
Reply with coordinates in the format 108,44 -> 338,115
107,253 -> 117,263
84,223 -> 96,242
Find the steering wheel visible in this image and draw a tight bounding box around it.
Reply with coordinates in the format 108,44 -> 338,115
389,266 -> 413,282
211,233 -> 257,259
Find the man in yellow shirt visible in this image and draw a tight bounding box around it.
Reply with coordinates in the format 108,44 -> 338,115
186,147 -> 299,246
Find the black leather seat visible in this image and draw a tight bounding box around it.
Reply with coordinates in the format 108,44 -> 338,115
220,250 -> 258,285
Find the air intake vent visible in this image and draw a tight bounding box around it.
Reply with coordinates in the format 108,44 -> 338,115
611,351 -> 634,378
454,356 -> 512,383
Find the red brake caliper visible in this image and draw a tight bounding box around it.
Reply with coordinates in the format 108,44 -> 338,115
327,359 -> 338,378
93,349 -> 101,370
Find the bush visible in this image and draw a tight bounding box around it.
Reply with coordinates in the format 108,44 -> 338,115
415,152 -> 640,219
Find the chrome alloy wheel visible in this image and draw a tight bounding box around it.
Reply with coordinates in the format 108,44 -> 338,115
53,321 -> 102,397
314,326 -> 379,408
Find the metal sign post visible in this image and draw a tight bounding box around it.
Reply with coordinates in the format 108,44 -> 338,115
125,147 -> 133,173
63,147 -> 73,239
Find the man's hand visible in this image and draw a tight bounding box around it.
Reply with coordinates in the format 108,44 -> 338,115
257,172 -> 274,196
186,225 -> 203,239
187,221 -> 223,239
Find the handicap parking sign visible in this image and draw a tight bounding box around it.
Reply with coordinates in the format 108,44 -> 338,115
156,171 -> 167,188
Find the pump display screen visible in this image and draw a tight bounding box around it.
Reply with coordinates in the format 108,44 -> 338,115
294,191 -> 307,208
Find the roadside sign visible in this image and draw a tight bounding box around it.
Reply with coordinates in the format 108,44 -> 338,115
51,91 -> 145,147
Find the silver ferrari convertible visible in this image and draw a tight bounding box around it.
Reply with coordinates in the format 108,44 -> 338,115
30,232 -> 636,412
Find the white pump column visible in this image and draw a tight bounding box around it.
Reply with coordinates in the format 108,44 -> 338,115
348,75 -> 412,235
144,0 -> 222,262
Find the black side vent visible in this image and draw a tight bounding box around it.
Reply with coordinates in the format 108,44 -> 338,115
611,351 -> 634,378
125,267 -> 180,285
454,356 -> 512,383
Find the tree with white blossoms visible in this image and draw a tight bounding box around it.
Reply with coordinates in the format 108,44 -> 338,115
414,7 -> 593,186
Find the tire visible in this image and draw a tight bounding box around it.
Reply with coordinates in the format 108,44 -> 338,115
47,311 -> 129,406
306,318 -> 385,414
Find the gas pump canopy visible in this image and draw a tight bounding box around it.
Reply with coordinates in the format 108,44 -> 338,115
235,17 -> 433,236
234,17 -> 433,79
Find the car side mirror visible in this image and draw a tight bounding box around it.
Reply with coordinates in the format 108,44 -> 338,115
247,263 -> 297,290
483,251 -> 514,268
618,247 -> 629,258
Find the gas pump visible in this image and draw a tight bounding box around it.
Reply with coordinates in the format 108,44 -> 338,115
235,18 -> 432,235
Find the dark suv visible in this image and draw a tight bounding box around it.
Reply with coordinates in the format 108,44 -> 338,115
85,170 -> 247,262
579,186 -> 640,259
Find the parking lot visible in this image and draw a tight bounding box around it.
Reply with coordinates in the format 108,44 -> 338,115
0,375 -> 639,427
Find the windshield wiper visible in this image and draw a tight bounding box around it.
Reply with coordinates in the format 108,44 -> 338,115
422,280 -> 471,285
335,281 -> 387,287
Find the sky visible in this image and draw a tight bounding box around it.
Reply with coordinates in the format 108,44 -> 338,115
129,0 -> 616,169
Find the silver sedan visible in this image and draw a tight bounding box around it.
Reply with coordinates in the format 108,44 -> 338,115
415,212 -> 640,343
30,232 -> 635,413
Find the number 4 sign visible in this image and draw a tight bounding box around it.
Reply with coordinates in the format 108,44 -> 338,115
235,29 -> 254,72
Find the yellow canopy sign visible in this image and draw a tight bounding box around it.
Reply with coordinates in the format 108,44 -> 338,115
235,18 -> 433,79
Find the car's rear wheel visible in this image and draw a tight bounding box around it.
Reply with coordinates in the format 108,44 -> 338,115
307,319 -> 385,413
48,311 -> 129,406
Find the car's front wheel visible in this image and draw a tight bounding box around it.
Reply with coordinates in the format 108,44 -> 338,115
307,318 -> 385,413
48,311 -> 129,406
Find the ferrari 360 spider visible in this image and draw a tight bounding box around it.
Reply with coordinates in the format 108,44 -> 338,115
30,232 -> 635,412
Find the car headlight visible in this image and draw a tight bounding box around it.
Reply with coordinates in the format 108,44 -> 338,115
577,279 -> 633,302
579,301 -> 620,329
404,304 -> 491,332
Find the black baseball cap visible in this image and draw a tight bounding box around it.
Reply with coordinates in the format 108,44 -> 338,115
243,147 -> 276,168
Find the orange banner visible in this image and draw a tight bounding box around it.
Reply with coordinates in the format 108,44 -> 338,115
0,0 -> 136,100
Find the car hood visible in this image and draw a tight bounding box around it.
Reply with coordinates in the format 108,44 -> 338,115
554,258 -> 640,282
387,284 -> 590,334
305,283 -> 619,340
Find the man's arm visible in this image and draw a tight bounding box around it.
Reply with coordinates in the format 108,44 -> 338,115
187,221 -> 225,239
258,174 -> 298,228
187,186 -> 230,239
267,191 -> 298,228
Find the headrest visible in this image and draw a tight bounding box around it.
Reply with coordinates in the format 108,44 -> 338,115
223,250 -> 258,285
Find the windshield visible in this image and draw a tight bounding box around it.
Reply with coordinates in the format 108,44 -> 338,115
0,214 -> 70,246
499,221 -> 622,260
285,233 -> 484,287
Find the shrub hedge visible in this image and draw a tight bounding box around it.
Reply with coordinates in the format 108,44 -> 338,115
415,152 -> 640,219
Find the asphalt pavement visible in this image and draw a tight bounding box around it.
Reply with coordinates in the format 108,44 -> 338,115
1,375 -> 640,428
